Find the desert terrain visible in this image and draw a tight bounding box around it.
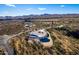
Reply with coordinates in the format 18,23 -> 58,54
0,14 -> 79,55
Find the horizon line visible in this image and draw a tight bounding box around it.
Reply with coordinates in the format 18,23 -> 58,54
0,13 -> 79,17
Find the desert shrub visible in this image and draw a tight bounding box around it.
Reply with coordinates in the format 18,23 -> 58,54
0,48 -> 5,55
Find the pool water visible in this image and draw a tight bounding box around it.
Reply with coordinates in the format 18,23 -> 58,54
39,37 -> 50,42
29,34 -> 50,42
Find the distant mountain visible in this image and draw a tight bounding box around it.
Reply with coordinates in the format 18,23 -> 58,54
0,14 -> 79,21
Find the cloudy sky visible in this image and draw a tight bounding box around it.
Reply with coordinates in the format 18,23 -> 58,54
0,4 -> 79,16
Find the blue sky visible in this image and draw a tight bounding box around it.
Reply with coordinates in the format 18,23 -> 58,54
0,4 -> 79,16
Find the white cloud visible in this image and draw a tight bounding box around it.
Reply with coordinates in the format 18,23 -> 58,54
5,4 -> 16,7
38,8 -> 46,10
26,8 -> 32,10
60,5 -> 65,8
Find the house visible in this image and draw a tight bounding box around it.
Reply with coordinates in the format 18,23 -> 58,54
27,29 -> 53,47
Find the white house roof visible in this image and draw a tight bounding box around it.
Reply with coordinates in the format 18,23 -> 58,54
29,29 -> 47,37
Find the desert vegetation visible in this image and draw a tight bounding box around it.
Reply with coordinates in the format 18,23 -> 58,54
0,47 -> 6,55
2,22 -> 78,55
0,21 -> 24,35
5,27 -> 79,55
0,15 -> 79,55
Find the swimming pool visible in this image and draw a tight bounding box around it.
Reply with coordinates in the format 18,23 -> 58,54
29,34 -> 49,42
39,37 -> 50,42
